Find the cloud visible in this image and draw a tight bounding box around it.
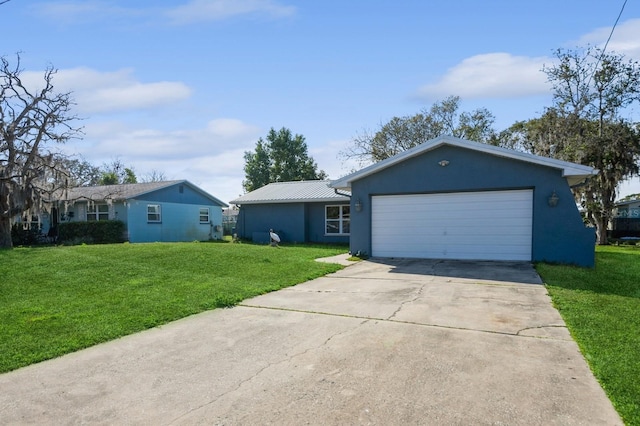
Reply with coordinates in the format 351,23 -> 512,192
417,53 -> 551,100
576,18 -> 640,59
20,67 -> 192,114
58,117 -> 262,203
32,1 -> 138,24
166,0 -> 295,24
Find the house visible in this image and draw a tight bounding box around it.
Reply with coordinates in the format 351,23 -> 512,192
230,180 -> 350,244
612,198 -> 640,238
46,180 -> 227,243
330,136 -> 598,267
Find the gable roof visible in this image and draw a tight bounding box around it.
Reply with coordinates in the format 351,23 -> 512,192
53,180 -> 228,207
230,180 -> 350,205
330,136 -> 598,190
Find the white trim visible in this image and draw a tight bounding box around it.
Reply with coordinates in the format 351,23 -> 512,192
325,204 -> 351,236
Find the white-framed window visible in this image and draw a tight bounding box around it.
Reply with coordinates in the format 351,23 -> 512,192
147,204 -> 161,223
22,214 -> 40,230
325,205 -> 350,235
87,204 -> 109,221
199,207 -> 210,223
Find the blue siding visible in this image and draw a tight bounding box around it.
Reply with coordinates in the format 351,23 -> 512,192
126,200 -> 223,243
237,203 -> 306,243
236,202 -> 349,244
134,183 -> 223,206
349,145 -> 595,267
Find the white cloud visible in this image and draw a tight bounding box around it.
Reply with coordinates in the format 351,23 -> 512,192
32,1 -> 137,24
576,18 -> 640,60
166,0 -> 295,24
59,117 -> 262,203
21,67 -> 192,114
417,53 -> 551,100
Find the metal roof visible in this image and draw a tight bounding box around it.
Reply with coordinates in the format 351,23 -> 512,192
230,180 -> 350,205
53,180 -> 228,207
330,136 -> 598,190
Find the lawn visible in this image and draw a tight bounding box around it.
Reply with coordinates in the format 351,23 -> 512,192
0,242 -> 348,374
537,245 -> 640,426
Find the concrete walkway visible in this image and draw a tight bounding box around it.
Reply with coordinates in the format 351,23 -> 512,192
0,258 -> 622,425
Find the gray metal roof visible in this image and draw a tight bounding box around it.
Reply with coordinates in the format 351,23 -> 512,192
230,180 -> 350,205
330,136 -> 598,190
53,180 -> 228,207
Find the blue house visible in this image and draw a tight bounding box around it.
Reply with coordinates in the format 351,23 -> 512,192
330,136 -> 598,267
230,180 -> 350,244
47,180 -> 227,243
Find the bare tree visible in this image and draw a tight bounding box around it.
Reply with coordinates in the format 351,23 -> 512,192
0,54 -> 82,248
141,169 -> 167,182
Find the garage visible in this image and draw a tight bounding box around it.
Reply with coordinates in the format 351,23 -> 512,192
371,190 -> 533,261
330,136 -> 598,267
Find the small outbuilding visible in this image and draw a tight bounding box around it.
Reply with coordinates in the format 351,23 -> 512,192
330,136 -> 598,267
230,180 -> 350,244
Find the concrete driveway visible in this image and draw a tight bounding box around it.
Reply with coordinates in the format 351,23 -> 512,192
0,257 -> 622,425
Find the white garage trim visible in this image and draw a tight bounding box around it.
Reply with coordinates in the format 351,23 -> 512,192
371,190 -> 533,261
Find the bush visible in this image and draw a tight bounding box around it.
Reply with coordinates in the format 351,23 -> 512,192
11,223 -> 42,246
58,220 -> 126,245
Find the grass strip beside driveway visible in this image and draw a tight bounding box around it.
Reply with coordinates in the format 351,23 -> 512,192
0,242 -> 347,374
538,245 -> 640,426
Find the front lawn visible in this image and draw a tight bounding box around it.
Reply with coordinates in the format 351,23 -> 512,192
0,242 -> 347,374
537,245 -> 640,426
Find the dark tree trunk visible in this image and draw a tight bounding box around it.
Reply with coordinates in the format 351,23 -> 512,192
0,216 -> 13,249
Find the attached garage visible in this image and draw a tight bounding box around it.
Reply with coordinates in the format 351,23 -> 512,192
330,136 -> 598,267
371,190 -> 533,261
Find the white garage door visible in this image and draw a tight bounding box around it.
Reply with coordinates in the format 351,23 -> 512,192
371,190 -> 533,261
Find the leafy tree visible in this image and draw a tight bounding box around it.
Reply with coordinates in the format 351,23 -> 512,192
498,47 -> 640,244
60,157 -> 102,187
98,158 -> 137,185
0,54 -> 82,249
243,127 -> 327,192
341,96 -> 496,165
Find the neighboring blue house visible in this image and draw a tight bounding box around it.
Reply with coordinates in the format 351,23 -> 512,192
330,136 -> 598,267
612,197 -> 640,238
46,180 -> 227,243
230,180 -> 350,244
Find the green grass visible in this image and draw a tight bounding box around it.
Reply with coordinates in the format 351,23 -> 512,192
0,242 -> 347,373
537,245 -> 640,425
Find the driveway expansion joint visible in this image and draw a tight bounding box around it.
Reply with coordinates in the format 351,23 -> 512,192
238,304 -> 571,341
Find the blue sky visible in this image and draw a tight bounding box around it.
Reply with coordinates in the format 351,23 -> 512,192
4,0 -> 640,203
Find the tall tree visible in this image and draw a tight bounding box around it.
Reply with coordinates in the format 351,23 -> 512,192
98,158 -> 137,185
498,47 -> 640,244
0,54 -> 82,249
243,127 -> 326,192
341,96 -> 496,165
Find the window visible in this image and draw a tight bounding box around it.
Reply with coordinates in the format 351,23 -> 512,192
87,204 -> 109,221
147,204 -> 161,223
325,205 -> 350,235
199,207 -> 210,223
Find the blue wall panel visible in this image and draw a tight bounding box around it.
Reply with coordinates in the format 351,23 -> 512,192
349,145 -> 595,267
135,183 -> 224,206
126,200 -> 223,243
236,202 -> 350,244
237,203 -> 306,243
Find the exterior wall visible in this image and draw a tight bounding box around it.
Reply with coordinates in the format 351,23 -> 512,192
236,202 -> 350,244
135,183 -> 216,205
349,145 -> 595,267
125,199 -> 223,243
306,202 -> 350,244
236,203 -> 306,243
